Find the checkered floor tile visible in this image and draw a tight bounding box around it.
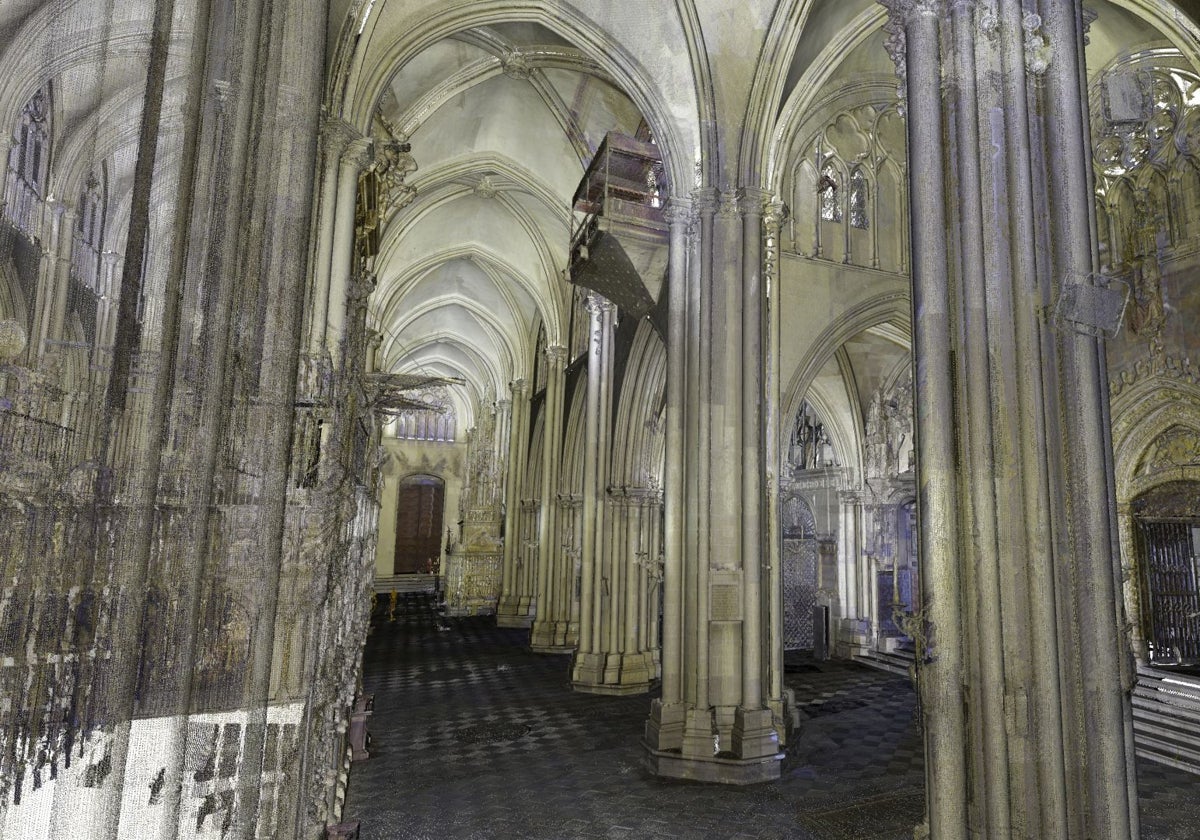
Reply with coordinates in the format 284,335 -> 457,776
343,594 -> 1200,839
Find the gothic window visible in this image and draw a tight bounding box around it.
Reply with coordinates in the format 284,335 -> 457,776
16,94 -> 49,193
850,168 -> 869,230
73,170 -> 106,292
5,88 -> 51,237
819,164 -> 842,223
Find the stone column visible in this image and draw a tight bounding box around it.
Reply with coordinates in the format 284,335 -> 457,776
763,201 -> 788,731
571,291 -> 657,691
497,379 -> 533,627
29,199 -> 72,366
530,344 -> 569,652
836,491 -> 867,655
307,119 -> 357,356
878,1 -> 1138,837
678,188 -> 716,765
646,198 -> 691,748
645,185 -> 782,782
92,251 -> 121,394
324,137 -> 374,363
48,205 -> 77,348
731,186 -> 775,758
573,293 -> 616,684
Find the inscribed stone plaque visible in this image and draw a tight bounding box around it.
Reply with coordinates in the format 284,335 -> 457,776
710,584 -> 742,621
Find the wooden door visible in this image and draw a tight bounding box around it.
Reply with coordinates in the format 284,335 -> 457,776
394,475 -> 445,574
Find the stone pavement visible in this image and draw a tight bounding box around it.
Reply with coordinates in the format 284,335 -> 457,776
344,594 -> 1200,839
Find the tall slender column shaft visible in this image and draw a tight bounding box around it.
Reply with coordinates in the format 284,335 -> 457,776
324,139 -> 373,362
645,200 -> 690,747
738,187 -> 766,711
48,206 -> 77,346
578,295 -> 606,656
878,0 -> 1140,835
763,201 -> 786,716
1040,1 -> 1138,834
660,199 -> 689,702
498,379 -> 531,626
884,2 -> 968,834
531,345 -> 567,651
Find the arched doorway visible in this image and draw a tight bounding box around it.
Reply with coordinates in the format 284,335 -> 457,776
393,474 -> 446,575
1132,481 -> 1200,667
781,493 -> 818,651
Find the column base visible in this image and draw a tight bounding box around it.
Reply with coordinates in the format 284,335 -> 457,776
530,621 -> 574,654
643,745 -> 783,785
767,689 -> 802,746
551,621 -> 578,649
496,593 -> 532,627
681,708 -> 715,759
572,651 -> 653,695
644,699 -> 687,752
495,608 -> 533,629
731,707 -> 780,760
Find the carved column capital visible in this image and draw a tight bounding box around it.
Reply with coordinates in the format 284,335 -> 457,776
763,201 -> 787,232
545,344 -> 568,366
663,196 -> 693,227
584,292 -> 616,316
736,186 -> 772,216
321,116 -> 363,156
341,136 -> 376,171
718,189 -> 741,218
510,377 -> 529,398
690,187 -> 719,216
879,0 -> 947,23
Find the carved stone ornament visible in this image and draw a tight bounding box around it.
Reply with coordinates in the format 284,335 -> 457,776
0,319 -> 28,361
1136,425 -> 1200,477
501,50 -> 532,80
1022,12 -> 1052,76
375,140 -> 417,212
1110,352 -> 1200,397
474,175 -> 498,199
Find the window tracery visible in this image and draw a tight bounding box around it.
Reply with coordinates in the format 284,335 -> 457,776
392,385 -> 456,442
819,165 -> 842,223
73,170 -> 106,293
850,168 -> 869,230
5,88 -> 52,238
785,102 -> 906,271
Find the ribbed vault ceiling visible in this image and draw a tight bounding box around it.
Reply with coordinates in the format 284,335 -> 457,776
369,22 -> 646,420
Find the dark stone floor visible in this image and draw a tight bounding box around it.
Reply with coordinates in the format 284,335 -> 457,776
344,594 -> 1200,839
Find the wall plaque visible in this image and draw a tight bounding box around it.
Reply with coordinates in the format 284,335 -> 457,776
710,583 -> 742,622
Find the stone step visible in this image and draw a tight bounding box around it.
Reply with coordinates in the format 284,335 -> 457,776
1132,667 -> 1200,777
853,649 -> 913,677
373,574 -> 439,595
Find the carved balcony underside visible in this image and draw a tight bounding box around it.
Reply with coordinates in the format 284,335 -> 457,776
568,132 -> 669,317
